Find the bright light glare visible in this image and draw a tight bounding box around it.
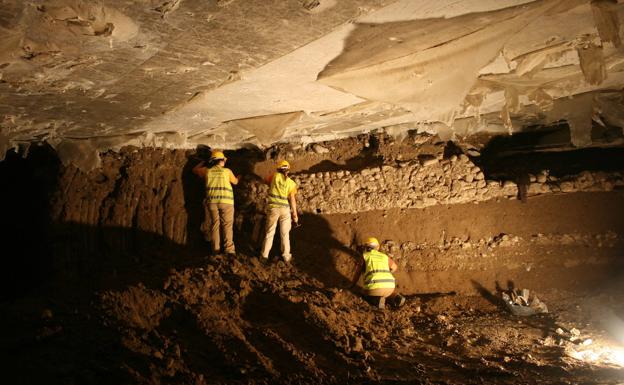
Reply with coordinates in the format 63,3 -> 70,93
567,346 -> 624,367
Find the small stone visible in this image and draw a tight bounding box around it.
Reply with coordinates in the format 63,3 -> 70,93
464,174 -> 474,183
537,174 -> 547,183
311,144 -> 330,154
560,181 -> 575,192
352,336 -> 364,352
475,172 -> 485,181
332,180 -> 344,189
422,158 -> 439,167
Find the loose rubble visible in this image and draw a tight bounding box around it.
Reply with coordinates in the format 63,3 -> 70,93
501,288 -> 548,316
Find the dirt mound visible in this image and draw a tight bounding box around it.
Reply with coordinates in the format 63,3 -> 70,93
6,250 -> 623,385
97,254 -> 378,383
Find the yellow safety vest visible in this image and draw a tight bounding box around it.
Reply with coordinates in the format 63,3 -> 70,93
268,172 -> 296,208
206,166 -> 234,205
363,249 -> 395,290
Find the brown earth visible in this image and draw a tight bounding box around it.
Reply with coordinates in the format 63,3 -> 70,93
1,133 -> 624,384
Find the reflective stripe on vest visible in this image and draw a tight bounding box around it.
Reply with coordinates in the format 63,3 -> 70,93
268,172 -> 295,208
363,250 -> 395,290
206,166 -> 233,204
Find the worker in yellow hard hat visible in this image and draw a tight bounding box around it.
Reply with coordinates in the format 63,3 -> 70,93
193,149 -> 239,256
352,237 -> 405,309
260,159 -> 298,263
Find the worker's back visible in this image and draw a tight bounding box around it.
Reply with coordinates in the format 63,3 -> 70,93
268,172 -> 295,208
363,249 -> 395,290
206,166 -> 234,204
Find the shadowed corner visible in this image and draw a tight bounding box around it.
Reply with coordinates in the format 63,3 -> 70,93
292,212 -> 361,289
471,280 -> 506,310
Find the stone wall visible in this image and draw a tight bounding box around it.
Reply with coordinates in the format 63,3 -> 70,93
268,155 -> 624,215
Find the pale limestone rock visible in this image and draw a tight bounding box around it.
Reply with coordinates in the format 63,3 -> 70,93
560,181 -> 575,192
312,144 -> 330,154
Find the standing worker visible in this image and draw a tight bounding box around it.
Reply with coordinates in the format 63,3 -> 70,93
352,237 -> 405,309
193,150 -> 239,256
260,160 -> 298,263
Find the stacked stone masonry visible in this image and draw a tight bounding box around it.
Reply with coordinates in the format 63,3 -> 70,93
248,155 -> 623,215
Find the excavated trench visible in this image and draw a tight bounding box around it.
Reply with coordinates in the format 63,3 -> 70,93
1,133 -> 624,384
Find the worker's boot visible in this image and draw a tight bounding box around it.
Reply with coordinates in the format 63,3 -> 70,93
393,294 -> 406,308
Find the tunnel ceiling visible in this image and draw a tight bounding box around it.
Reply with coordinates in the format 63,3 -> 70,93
1,0 -> 624,169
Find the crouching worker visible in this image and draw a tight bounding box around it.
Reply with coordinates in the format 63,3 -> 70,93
353,237 -> 405,309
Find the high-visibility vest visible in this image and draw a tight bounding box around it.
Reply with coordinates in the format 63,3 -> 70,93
363,249 -> 395,290
268,172 -> 296,208
206,166 -> 234,204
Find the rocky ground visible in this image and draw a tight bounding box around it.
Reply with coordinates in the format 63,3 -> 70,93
3,250 -> 624,385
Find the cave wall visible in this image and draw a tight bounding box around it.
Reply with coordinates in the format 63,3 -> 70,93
50,147 -> 190,244
2,142 -> 624,296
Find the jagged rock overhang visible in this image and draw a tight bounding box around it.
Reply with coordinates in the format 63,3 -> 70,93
1,0 -> 624,170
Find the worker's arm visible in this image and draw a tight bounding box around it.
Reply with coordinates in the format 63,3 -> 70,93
192,162 -> 208,178
228,169 -> 239,185
288,189 -> 298,223
388,256 -> 398,273
350,258 -> 364,288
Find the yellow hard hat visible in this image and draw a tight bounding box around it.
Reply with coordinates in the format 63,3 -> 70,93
363,237 -> 380,249
211,150 -> 226,161
278,160 -> 290,169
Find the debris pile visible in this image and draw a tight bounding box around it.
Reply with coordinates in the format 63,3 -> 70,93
501,288 -> 548,316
